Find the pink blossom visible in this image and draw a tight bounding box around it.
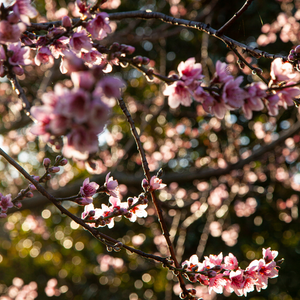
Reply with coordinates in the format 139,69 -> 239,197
149,176 -> 166,191
64,127 -> 99,159
0,20 -> 26,44
76,197 -> 93,206
266,93 -> 280,116
127,197 -> 148,222
71,71 -> 95,91
215,60 -> 233,83
222,76 -> 247,109
8,42 -> 31,66
76,0 -> 91,17
270,58 -> 298,82
246,259 -> 278,291
94,76 -> 125,99
225,270 -> 245,296
62,15 -> 72,28
243,82 -> 267,119
223,253 -> 238,270
81,203 -> 103,224
87,100 -> 110,132
14,0 -> 38,24
276,85 -> 300,108
50,37 -> 69,59
60,51 -> 87,74
64,88 -> 91,123
70,28 -> 92,53
164,80 -> 193,108
263,247 -> 278,263
0,193 -> 13,213
177,57 -> 204,86
105,172 -> 119,197
80,178 -> 99,197
81,49 -> 103,67
100,203 -> 115,228
204,253 -> 223,267
86,12 -> 112,40
35,46 -> 54,66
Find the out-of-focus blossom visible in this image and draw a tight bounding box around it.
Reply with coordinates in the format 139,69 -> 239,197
70,28 -> 92,53
86,12 -> 112,40
208,184 -> 228,207
14,0 -> 38,24
0,20 -> 26,44
8,42 -> 31,66
0,193 -> 13,216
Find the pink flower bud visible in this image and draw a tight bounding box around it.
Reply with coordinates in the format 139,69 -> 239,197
76,197 -> 93,206
62,16 -> 72,28
15,201 -> 22,208
25,192 -> 33,198
43,158 -> 51,168
127,197 -> 134,206
59,159 -> 68,166
29,184 -> 37,191
141,178 -> 149,191
49,166 -> 60,173
33,176 -> 40,181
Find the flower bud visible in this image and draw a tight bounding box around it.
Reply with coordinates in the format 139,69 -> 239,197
43,158 -> 51,168
25,192 -> 33,198
127,197 -> 134,206
62,16 -> 72,28
29,184 -> 37,191
59,158 -> 68,166
15,201 -> 22,209
49,166 -> 60,173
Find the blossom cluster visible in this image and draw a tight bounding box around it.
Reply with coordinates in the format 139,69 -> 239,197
80,174 -> 166,227
81,194 -> 148,228
30,69 -> 124,159
163,57 -> 300,119
181,248 -> 280,297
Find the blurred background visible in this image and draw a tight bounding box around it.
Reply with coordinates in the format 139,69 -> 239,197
0,0 -> 300,299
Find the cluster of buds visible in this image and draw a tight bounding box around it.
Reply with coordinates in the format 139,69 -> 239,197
288,45 -> 300,71
109,42 -> 136,56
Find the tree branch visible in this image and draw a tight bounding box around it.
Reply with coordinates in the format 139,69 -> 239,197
216,0 -> 255,36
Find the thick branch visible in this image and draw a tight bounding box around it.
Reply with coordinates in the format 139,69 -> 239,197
28,11 -> 287,61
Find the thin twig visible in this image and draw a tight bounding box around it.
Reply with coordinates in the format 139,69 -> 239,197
227,42 -> 269,85
216,0 -> 255,36
117,97 -> 190,298
8,74 -> 32,116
